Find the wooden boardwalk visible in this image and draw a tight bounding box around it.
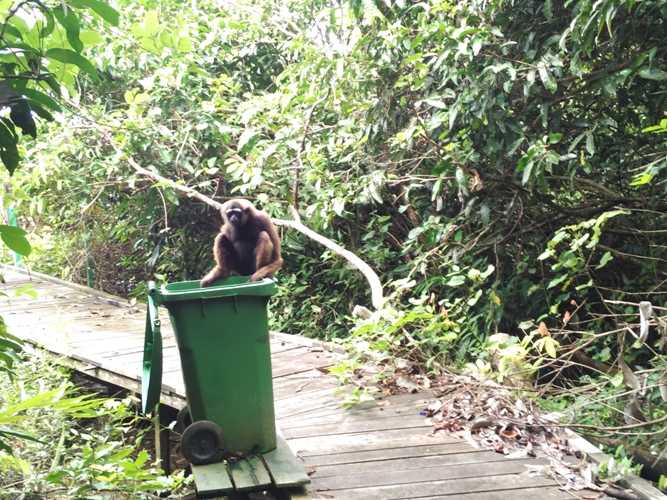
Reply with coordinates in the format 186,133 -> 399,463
0,266 -> 576,499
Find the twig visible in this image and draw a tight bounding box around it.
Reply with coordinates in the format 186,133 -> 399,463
561,413 -> 667,432
155,187 -> 170,231
116,144 -> 384,309
80,186 -> 106,214
604,299 -> 667,311
277,207 -> 384,310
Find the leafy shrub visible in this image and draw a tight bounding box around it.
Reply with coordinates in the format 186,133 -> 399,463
0,352 -> 190,498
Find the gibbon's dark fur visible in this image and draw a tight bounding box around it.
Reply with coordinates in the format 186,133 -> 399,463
200,199 -> 283,287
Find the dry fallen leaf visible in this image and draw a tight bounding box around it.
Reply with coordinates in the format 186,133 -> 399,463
538,321 -> 550,336
562,309 -> 572,325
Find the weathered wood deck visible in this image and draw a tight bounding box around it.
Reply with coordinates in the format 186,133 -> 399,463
0,266 -> 578,499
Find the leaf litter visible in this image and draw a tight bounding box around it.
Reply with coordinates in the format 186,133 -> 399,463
419,372 -> 640,499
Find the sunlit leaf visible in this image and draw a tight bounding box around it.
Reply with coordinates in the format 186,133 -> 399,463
68,0 -> 120,26
45,48 -> 99,80
54,5 -> 83,52
0,225 -> 31,256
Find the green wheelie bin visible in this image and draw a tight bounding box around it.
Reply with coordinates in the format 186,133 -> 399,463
141,276 -> 278,464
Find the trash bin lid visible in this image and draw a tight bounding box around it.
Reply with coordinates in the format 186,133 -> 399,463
158,276 -> 277,303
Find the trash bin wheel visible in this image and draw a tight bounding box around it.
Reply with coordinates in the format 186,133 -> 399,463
181,420 -> 224,465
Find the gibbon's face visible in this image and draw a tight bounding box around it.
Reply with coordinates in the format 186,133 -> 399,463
224,202 -> 249,227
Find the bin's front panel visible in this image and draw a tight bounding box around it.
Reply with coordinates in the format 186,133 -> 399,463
166,295 -> 276,454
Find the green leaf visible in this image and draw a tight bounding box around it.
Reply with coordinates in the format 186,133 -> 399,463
177,36 -> 192,53
237,128 -> 257,152
0,43 -> 39,55
544,0 -> 553,19
596,251 -> 613,269
548,132 -> 562,144
585,133 -> 595,155
521,159 -> 534,185
638,68 -> 667,81
14,283 -> 37,298
45,48 -> 99,81
39,10 -> 55,37
21,88 -> 61,111
68,0 -> 120,26
0,428 -> 43,443
43,76 -> 62,97
0,337 -> 22,353
537,249 -> 553,261
547,274 -> 567,289
25,100 -> 54,122
448,105 -> 458,131
0,23 -> 23,40
423,98 -> 447,109
132,10 -> 160,38
446,275 -> 465,287
630,171 -> 654,186
610,371 -> 624,387
0,225 -> 31,256
0,120 -> 19,174
54,6 -> 83,52
79,30 -> 104,46
543,337 -> 558,358
9,99 -> 36,138
538,63 -> 557,93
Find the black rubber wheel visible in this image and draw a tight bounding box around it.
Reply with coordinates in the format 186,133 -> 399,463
181,420 -> 224,465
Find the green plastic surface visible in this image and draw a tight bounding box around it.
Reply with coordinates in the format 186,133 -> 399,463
142,276 -> 278,454
160,276 -> 277,302
141,285 -> 162,414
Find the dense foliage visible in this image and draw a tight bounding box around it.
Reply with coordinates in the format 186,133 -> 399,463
0,353 -> 190,498
1,0 -> 666,486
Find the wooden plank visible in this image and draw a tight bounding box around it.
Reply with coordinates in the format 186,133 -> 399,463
303,442 -> 484,467
191,462 -> 235,496
283,392 -> 435,424
282,413 -> 431,440
312,458 -> 545,490
272,371 -> 335,400
275,390 -> 348,420
274,382 -> 338,404
316,473 -> 557,500
228,456 -> 272,491
288,427 -> 459,456
271,349 -> 337,378
313,449 -> 523,477
1,264 -> 131,305
410,486 -> 574,499
268,342 -> 305,355
0,297 -> 91,312
271,330 -> 342,354
277,387 -> 432,423
263,436 -> 310,488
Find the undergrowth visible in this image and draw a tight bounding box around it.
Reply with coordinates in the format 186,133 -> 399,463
0,352 -> 191,499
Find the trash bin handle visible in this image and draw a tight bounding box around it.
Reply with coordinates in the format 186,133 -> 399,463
141,281 -> 163,414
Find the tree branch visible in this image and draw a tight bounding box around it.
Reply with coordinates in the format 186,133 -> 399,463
119,148 -> 384,310
277,207 -> 384,310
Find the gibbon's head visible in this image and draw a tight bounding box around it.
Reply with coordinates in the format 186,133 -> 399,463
222,198 -> 253,227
